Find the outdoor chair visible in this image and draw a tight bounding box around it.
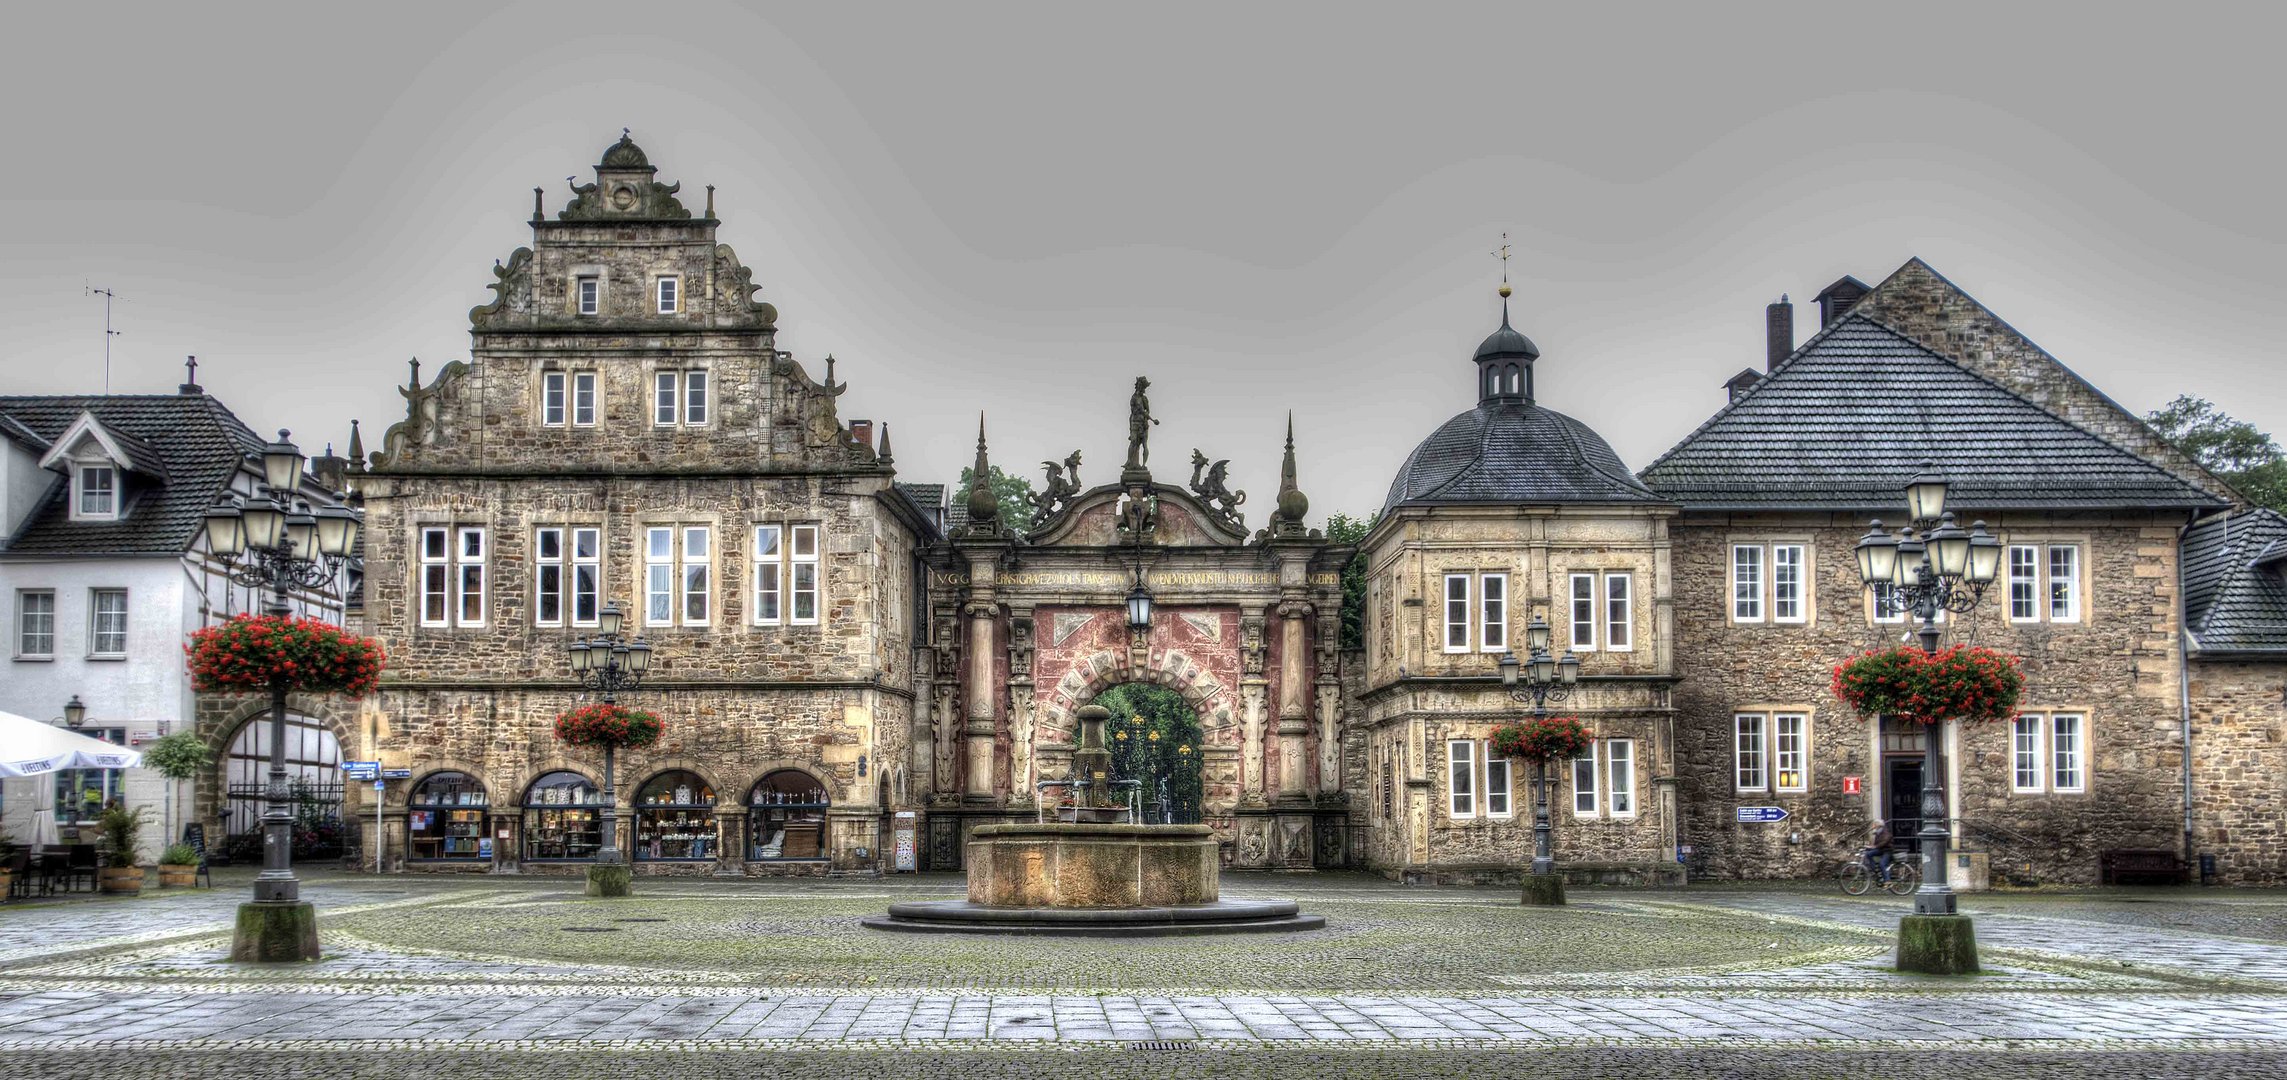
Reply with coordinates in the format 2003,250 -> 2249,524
63,844 -> 98,892
3,849 -> 27,900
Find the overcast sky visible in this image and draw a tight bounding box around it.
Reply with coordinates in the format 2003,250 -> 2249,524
3,3 -> 2281,520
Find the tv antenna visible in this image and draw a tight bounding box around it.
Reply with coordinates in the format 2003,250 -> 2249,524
84,285 -> 126,394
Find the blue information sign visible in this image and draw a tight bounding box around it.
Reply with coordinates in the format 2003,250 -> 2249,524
1736,806 -> 1789,823
342,761 -> 380,781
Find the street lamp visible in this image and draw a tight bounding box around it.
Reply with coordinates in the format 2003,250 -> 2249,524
61,695 -> 87,730
200,430 -> 361,909
565,600 -> 653,864
1499,616 -> 1582,878
1126,574 -> 1153,629
1850,461 -> 2002,922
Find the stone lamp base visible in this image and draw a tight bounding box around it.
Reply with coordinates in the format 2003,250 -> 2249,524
1896,914 -> 1980,974
585,863 -> 633,897
230,902 -> 320,962
1521,874 -> 1567,907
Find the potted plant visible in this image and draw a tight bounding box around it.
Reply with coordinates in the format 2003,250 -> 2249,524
142,731 -> 213,857
97,804 -> 152,895
0,839 -> 17,898
158,843 -> 201,888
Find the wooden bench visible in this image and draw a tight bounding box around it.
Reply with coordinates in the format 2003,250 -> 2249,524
2100,848 -> 2187,885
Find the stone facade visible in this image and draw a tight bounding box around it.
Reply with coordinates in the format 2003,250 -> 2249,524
2185,659 -> 2287,884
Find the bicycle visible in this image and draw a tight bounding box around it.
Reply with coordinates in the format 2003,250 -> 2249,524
1839,847 -> 1919,896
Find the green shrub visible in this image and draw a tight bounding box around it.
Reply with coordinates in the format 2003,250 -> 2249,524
161,843 -> 200,866
98,804 -> 151,865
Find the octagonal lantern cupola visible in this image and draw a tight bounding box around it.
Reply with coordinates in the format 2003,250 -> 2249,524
1474,283 -> 1540,405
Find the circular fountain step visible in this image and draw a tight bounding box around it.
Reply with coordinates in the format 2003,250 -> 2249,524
861,898 -> 1326,937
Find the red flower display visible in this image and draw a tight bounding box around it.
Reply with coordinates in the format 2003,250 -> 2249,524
554,703 -> 664,751
1490,715 -> 1595,764
1831,644 -> 2024,726
186,614 -> 385,696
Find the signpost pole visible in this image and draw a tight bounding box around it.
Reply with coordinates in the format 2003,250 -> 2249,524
375,778 -> 385,874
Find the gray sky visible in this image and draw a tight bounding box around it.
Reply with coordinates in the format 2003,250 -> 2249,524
4,3 -> 2282,520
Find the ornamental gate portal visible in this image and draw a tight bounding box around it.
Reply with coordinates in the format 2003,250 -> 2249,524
916,380 -> 1353,870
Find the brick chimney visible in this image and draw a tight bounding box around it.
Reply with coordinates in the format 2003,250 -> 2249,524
847,418 -> 873,453
1765,296 -> 1793,371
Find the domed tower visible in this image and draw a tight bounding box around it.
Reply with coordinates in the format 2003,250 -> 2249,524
1359,279 -> 1676,890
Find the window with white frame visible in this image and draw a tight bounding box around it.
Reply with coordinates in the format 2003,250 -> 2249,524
1771,544 -> 1806,623
652,371 -> 709,427
1485,754 -> 1512,818
1604,572 -> 1633,650
656,275 -> 679,314
752,525 -> 784,625
1571,746 -> 1597,816
542,371 -> 567,426
1570,572 -> 1596,650
455,528 -> 487,627
1772,713 -> 1806,792
88,588 -> 127,657
576,276 -> 600,316
1871,580 -> 1944,626
1731,544 -> 1764,622
790,524 -> 821,624
1480,573 -> 1506,652
644,525 -> 712,627
1443,574 -> 1470,653
1606,739 -> 1636,816
1447,740 -> 1475,818
2006,543 -> 2084,624
2011,716 -> 2043,792
419,528 -> 450,626
1734,713 -> 1767,792
74,465 -> 117,520
535,528 -> 565,626
2051,713 -> 2085,792
16,589 -> 55,659
572,372 -> 598,426
570,527 -> 600,625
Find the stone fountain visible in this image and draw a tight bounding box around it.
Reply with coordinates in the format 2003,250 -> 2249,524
863,704 -> 1324,936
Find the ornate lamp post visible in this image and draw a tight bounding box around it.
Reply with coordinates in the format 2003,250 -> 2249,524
202,430 -> 361,910
1499,617 -> 1582,877
1851,463 -> 2001,923
565,602 -> 651,865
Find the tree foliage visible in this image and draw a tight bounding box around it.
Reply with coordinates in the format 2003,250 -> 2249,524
141,732 -> 213,782
955,464 -> 1043,534
2147,395 -> 2287,513
1097,683 -> 1204,822
1322,511 -> 1377,651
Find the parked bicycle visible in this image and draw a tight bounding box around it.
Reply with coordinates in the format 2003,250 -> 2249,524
1840,846 -> 1919,896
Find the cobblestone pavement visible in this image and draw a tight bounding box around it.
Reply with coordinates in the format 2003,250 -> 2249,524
3,872 -> 2284,1076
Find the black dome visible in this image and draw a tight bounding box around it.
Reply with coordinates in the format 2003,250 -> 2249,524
1382,401 -> 1666,515
1474,318 -> 1540,362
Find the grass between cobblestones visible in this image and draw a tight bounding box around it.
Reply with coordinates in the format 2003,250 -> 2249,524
8,1046 -> 2285,1079
316,892 -> 1874,992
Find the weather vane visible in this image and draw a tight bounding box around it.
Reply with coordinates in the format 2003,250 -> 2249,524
1493,232 -> 1510,283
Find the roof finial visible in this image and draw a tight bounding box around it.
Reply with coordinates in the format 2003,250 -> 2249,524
179,355 -> 202,396
346,419 -> 365,472
1492,232 -> 1514,325
1270,410 -> 1309,535
964,413 -> 1002,532
407,357 -> 421,391
876,421 -> 894,467
705,184 -> 715,218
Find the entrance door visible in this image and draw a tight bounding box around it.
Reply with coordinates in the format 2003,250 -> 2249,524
1885,757 -> 1923,853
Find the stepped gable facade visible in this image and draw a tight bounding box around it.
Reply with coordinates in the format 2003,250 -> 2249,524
357,134 -> 935,875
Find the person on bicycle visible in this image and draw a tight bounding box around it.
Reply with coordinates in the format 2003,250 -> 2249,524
1867,821 -> 1894,881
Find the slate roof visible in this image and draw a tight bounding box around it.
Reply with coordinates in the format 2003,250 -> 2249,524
1637,314 -> 2227,511
2183,509 -> 2287,655
1382,400 -> 1668,516
0,394 -> 267,558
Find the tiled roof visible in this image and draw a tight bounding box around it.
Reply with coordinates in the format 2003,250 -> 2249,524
0,394 -> 266,557
2183,509 -> 2287,655
1381,401 -> 1668,516
1637,315 -> 2226,511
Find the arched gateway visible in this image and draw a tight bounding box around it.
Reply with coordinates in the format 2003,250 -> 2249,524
916,391 -> 1351,871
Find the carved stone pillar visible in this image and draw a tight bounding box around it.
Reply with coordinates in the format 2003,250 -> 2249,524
1239,684 -> 1268,807
1315,684 -> 1341,799
1008,687 -> 1036,807
1275,599 -> 1312,804
965,601 -> 998,802
713,808 -> 746,877
930,686 -> 960,806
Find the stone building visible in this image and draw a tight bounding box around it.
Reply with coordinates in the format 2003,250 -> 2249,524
352,134 -> 931,875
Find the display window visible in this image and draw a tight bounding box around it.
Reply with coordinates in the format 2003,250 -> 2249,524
749,770 -> 829,861
521,771 -> 603,861
408,771 -> 490,861
635,770 -> 717,861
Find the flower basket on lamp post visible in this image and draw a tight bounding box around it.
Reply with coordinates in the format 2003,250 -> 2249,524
553,702 -> 663,897
1489,714 -> 1594,906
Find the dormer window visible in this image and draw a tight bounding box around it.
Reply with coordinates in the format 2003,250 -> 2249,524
576,276 -> 601,316
74,465 -> 117,520
656,276 -> 679,314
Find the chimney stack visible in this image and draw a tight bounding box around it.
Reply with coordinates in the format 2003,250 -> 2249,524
1765,296 -> 1793,372
848,418 -> 873,453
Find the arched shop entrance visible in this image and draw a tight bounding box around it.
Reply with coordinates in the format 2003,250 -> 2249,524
917,381 -> 1352,870
749,770 -> 830,863
521,771 -> 603,863
406,771 -> 489,863
635,770 -> 718,862
1099,683 -> 1205,824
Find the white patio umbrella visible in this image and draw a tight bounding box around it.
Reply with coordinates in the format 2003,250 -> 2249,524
29,808 -> 59,847
0,709 -> 143,777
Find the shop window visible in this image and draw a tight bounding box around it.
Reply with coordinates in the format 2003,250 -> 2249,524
407,771 -> 489,861
53,728 -> 126,824
522,771 -> 603,861
635,770 -> 717,861
748,770 -> 829,861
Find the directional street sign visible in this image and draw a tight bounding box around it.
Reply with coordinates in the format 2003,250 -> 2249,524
381,768 -> 413,779
1736,806 -> 1789,823
341,761 -> 380,781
